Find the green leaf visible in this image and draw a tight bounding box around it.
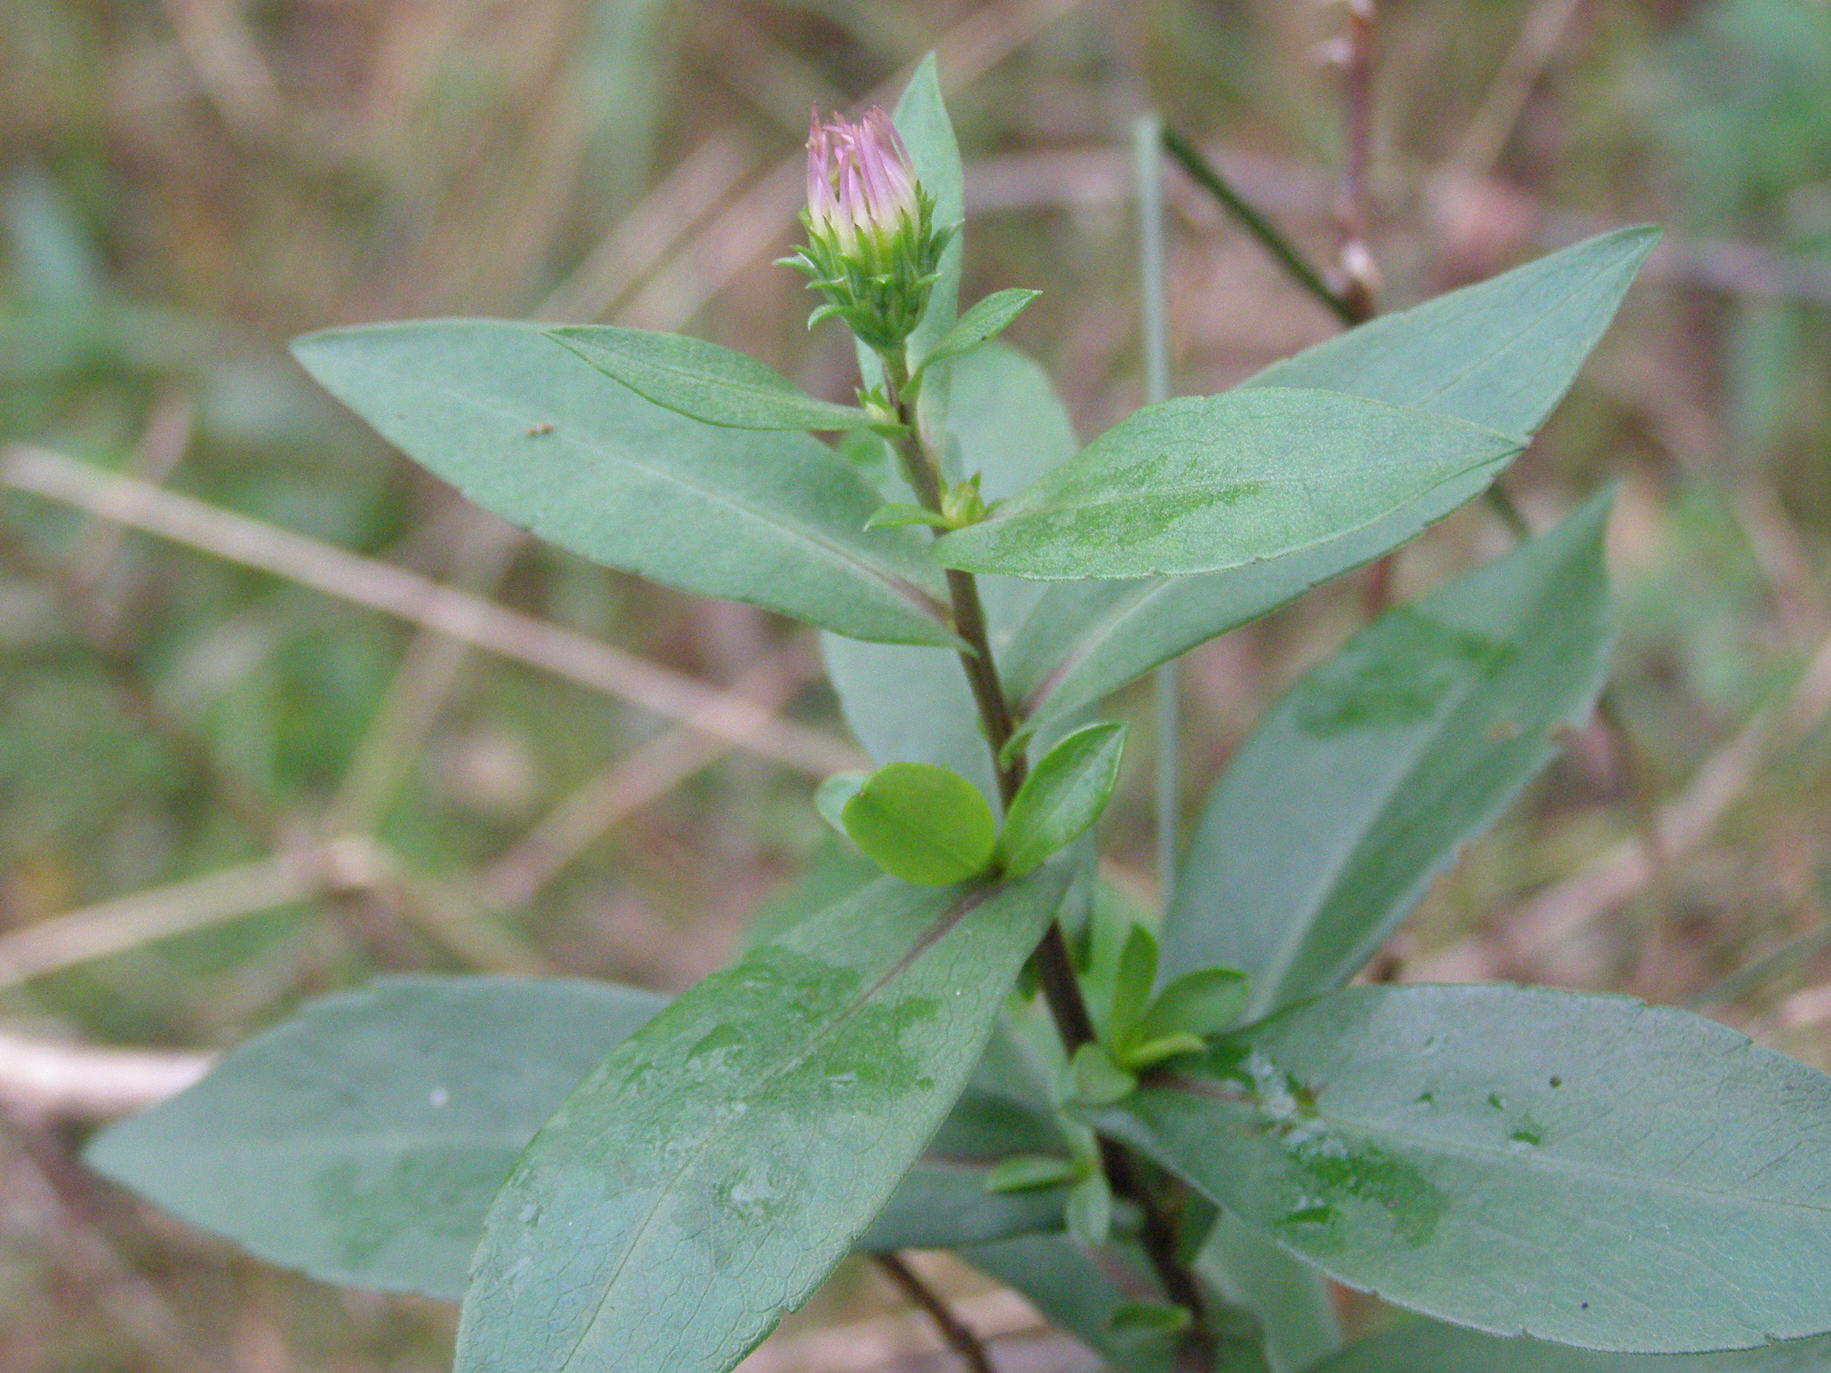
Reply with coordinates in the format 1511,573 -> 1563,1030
822,343 -> 1079,793
931,1013 -> 1074,1158
85,976 -> 666,1300
742,838 -> 880,948
1069,1042 -> 1137,1108
1249,226 -> 1660,434
814,771 -> 867,832
999,473 -> 1508,725
892,53 -> 965,368
1194,1209 -> 1341,1373
456,868 -> 1069,1373
87,969 -> 1063,1301
933,388 -> 1523,580
1001,227 -> 1655,724
545,326 -> 873,431
290,321 -> 953,647
1313,1321 -> 1831,1373
841,761 -> 999,885
1142,968 -> 1252,1042
966,1235 -> 1272,1373
986,1154 -> 1081,1193
1105,923 -> 1159,1050
864,501 -> 945,530
1110,1301 -> 1194,1335
1065,1170 -> 1115,1246
917,288 -> 1041,374
863,1011 -> 1072,1251
999,721 -> 1128,876
1162,493 -> 1613,1014
1121,1033 -> 1207,1070
1092,983 -> 1831,1353
858,1158 -> 1066,1252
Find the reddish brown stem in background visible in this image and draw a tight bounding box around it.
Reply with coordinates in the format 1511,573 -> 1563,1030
1334,0 -> 1379,326
874,1254 -> 998,1373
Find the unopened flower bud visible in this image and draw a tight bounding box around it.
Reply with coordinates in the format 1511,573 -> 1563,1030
782,106 -> 955,354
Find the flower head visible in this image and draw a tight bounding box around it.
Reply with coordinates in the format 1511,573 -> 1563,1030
784,105 -> 955,353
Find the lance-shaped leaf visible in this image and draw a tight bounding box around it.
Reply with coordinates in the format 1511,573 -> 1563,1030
917,288 -> 1040,374
999,721 -> 1128,876
291,321 -> 953,647
1092,984 -> 1831,1354
933,388 -> 1523,580
1313,1320 -> 1831,1373
85,973 -> 1063,1303
1161,492 -> 1614,1012
894,53 -> 964,365
547,326 -> 874,430
1001,227 -> 1657,725
1251,225 -> 1661,434
455,867 -> 1069,1373
85,976 -> 664,1300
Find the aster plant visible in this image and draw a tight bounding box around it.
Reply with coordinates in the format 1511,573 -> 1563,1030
86,57 -> 1831,1373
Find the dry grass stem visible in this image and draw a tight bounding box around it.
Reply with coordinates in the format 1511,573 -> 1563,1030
1,444 -> 860,776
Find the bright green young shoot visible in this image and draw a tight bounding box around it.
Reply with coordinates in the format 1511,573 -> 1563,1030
839,761 -> 998,886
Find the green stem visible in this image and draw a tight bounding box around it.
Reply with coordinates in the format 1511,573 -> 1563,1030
878,353 -> 1211,1355
1161,127 -> 1357,325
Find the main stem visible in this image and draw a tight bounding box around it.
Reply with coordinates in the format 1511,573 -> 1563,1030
880,357 -> 1213,1359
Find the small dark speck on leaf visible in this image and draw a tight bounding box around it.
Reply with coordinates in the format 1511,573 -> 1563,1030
1550,1076 -> 1563,1088
526,421 -> 556,436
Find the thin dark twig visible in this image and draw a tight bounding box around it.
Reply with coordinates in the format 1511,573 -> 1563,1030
1160,128 -> 1356,325
874,1254 -> 997,1373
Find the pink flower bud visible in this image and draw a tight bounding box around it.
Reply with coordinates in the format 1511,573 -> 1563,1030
805,105 -> 919,253
790,103 -> 952,352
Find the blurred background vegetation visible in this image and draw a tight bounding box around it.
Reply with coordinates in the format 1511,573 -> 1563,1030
2,1 -> 1829,1368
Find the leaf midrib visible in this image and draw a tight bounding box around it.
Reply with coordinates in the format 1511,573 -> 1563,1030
565,335 -> 867,423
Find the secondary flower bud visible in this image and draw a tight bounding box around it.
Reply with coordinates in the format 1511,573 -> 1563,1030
783,106 -> 954,354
